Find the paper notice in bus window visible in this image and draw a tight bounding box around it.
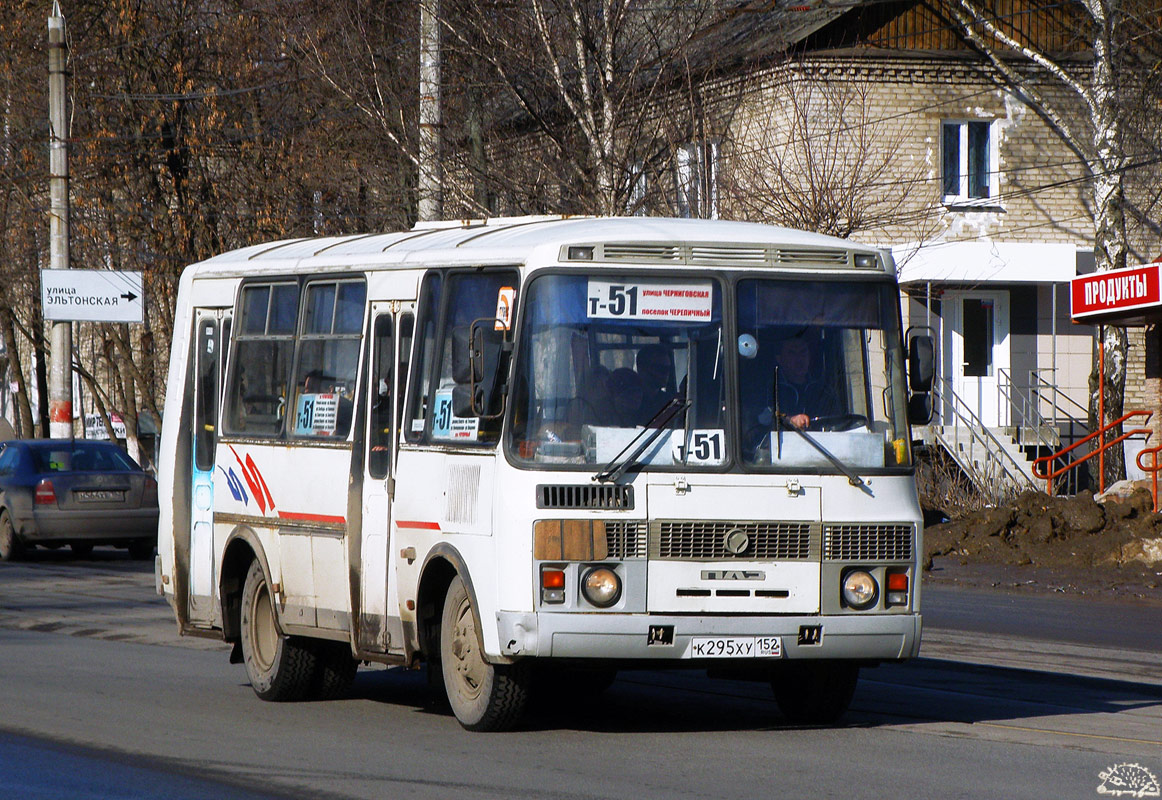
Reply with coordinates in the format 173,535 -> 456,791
432,389 -> 480,441
295,393 -> 338,436
672,429 -> 727,465
495,286 -> 515,331
586,280 -> 713,321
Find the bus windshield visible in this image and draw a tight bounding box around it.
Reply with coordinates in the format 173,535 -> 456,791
507,272 -> 911,472
508,272 -> 726,468
737,278 -> 911,470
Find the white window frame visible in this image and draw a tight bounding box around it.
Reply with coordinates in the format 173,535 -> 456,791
675,140 -> 719,219
941,120 -> 998,206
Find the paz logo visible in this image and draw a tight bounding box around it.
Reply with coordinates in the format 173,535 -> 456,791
1097,763 -> 1160,798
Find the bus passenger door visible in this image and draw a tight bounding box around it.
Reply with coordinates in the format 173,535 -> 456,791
189,308 -> 229,625
358,305 -> 413,652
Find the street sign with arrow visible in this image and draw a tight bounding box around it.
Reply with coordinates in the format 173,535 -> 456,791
41,269 -> 144,323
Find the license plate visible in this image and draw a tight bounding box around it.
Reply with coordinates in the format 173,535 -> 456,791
689,636 -> 782,658
75,490 -> 124,502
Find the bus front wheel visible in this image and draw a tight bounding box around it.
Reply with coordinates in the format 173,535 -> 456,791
240,559 -> 317,701
771,661 -> 859,725
440,575 -> 530,731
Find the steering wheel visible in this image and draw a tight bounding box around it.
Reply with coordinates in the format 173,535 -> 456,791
807,413 -> 869,432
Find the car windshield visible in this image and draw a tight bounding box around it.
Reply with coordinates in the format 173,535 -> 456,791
30,443 -> 140,473
736,278 -> 911,470
508,272 -> 726,469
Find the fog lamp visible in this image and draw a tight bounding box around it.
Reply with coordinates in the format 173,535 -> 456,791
842,570 -> 878,609
581,567 -> 621,608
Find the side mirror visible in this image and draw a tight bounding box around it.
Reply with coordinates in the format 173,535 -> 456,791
907,333 -> 935,393
451,326 -> 472,385
908,393 -> 933,425
452,319 -> 509,418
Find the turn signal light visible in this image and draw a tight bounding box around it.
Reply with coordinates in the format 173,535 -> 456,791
35,479 -> 57,505
886,571 -> 909,607
541,568 -> 566,604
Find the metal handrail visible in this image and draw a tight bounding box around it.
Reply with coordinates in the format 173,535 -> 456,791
930,374 -> 1037,494
997,368 -> 1059,453
1028,369 -> 1089,422
1031,410 -> 1153,495
1136,444 -> 1162,512
998,368 -> 1092,493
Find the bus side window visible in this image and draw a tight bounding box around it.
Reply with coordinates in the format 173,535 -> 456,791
430,271 -> 518,445
224,282 -> 299,436
369,315 -> 393,479
194,318 -> 219,471
405,274 -> 443,443
291,279 -> 366,439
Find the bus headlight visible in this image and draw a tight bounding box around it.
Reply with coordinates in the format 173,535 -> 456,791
841,570 -> 878,609
581,567 -> 621,608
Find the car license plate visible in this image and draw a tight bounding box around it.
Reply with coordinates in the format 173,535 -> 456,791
75,490 -> 124,502
689,636 -> 782,658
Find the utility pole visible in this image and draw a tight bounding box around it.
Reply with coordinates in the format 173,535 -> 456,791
417,0 -> 442,222
47,0 -> 72,439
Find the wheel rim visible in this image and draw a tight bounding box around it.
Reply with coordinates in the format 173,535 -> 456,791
449,595 -> 486,701
249,579 -> 278,671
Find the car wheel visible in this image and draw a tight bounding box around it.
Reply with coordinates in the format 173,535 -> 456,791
771,661 -> 859,725
0,510 -> 24,562
70,543 -> 94,558
239,559 -> 317,701
127,540 -> 154,560
440,575 -> 530,731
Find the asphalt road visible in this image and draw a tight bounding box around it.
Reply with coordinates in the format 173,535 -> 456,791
1,552 -> 1160,799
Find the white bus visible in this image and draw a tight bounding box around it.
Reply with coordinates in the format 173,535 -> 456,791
157,216 -> 934,731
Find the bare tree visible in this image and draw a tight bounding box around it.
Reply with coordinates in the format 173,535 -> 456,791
439,0 -> 731,217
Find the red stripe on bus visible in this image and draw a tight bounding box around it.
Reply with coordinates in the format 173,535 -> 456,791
277,510 -> 347,525
395,520 -> 442,531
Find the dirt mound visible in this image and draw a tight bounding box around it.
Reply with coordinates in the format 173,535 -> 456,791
924,483 -> 1162,572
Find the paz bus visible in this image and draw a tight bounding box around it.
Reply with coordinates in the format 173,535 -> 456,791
156,216 -> 934,731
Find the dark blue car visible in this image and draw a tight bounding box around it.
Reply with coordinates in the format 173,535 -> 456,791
0,440 -> 159,560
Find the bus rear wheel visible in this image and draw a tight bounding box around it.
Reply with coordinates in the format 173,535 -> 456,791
771,660 -> 859,725
440,575 -> 529,731
240,559 -> 317,701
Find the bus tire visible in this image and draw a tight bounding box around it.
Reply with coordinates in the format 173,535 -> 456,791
240,559 -> 317,701
310,641 -> 358,700
771,661 -> 859,725
0,511 -> 24,562
440,575 -> 529,731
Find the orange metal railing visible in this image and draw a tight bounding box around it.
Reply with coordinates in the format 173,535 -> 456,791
1136,444 -> 1162,512
1031,410 -> 1153,496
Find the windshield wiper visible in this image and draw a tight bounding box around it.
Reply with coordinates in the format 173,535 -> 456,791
593,397 -> 691,484
774,413 -> 872,496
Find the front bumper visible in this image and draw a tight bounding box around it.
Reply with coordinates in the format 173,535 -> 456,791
496,610 -> 922,662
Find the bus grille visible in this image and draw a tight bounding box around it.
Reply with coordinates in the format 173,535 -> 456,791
651,521 -> 814,561
604,521 -> 648,559
823,524 -> 913,561
536,484 -> 634,510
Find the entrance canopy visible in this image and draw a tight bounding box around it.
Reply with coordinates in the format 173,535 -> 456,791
1071,263 -> 1162,326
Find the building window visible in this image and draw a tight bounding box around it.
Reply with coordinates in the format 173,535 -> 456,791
675,140 -> 719,219
942,121 -> 994,203
625,160 -> 648,216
